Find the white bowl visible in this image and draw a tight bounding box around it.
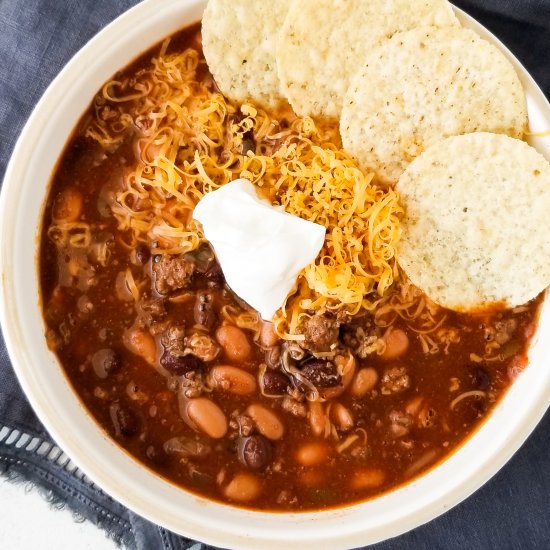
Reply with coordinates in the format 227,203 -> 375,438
1,2 -> 550,548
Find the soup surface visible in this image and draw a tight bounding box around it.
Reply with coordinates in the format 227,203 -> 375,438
40,23 -> 541,511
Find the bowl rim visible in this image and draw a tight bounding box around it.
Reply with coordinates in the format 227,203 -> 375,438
1,1 -> 550,549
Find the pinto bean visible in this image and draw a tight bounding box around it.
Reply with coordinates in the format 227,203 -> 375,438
380,328 -> 409,360
296,442 -> 330,466
246,403 -> 284,440
186,397 -> 227,439
259,321 -> 279,348
52,187 -> 83,223
351,367 -> 379,397
224,473 -> 261,502
308,400 -> 327,437
216,325 -> 252,363
299,470 -> 324,487
209,365 -> 257,395
332,403 -> 354,432
351,468 -> 386,490
123,326 -> 156,365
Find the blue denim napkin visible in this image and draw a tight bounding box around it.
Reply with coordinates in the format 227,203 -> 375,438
1,1 -> 549,549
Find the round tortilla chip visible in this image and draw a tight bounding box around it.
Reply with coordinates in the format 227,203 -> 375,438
396,133 -> 550,311
341,27 -> 528,183
202,0 -> 290,108
276,0 -> 458,118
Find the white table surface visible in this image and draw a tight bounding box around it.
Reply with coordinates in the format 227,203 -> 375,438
0,477 -> 117,549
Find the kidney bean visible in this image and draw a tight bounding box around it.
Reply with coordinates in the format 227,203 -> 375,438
194,290 -> 217,330
350,367 -> 379,397
209,365 -> 257,395
300,359 -> 341,388
216,325 -> 251,363
109,403 -> 140,437
262,370 -> 289,395
246,403 -> 284,440
160,351 -> 205,376
92,348 -> 121,379
223,473 -> 261,502
186,397 -> 227,439
237,435 -> 271,470
296,442 -> 329,466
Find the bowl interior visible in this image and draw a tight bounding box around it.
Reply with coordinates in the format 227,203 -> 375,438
1,2 -> 550,549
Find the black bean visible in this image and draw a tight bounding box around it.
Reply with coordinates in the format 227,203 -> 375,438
193,290 -> 218,329
300,359 -> 341,388
160,351 -> 205,375
237,435 -> 271,470
146,445 -> 169,466
134,244 -> 150,265
204,262 -> 225,287
109,403 -> 140,437
262,370 -> 289,395
92,348 -> 122,379
457,396 -> 487,425
470,367 -> 491,390
241,132 -> 256,155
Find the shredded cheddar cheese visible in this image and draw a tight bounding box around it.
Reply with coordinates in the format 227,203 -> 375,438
85,42 -> 402,338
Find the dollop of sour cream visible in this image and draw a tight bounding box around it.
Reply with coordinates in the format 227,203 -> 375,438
193,178 -> 326,320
